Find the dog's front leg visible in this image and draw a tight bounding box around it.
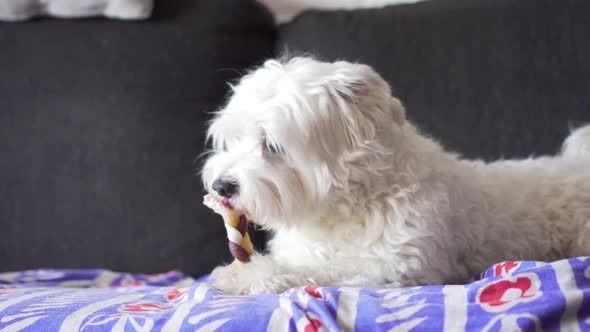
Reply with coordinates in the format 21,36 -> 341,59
211,254 -> 312,295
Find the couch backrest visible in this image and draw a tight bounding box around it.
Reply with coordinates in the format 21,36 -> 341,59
0,0 -> 274,276
3,0 -> 590,276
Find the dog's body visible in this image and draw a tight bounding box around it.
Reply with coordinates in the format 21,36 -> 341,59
203,57 -> 590,295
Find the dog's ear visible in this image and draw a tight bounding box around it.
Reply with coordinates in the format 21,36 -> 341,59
324,62 -> 405,148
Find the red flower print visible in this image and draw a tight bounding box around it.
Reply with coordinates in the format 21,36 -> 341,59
477,273 -> 542,312
297,312 -> 324,332
494,261 -> 520,277
164,287 -> 187,301
110,280 -> 145,288
304,286 -> 322,299
119,302 -> 170,313
304,319 -> 322,332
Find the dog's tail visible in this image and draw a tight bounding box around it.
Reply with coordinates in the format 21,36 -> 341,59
562,124 -> 590,158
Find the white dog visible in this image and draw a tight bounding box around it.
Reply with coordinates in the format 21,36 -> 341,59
202,57 -> 590,295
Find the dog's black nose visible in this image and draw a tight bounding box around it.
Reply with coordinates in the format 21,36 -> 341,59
212,178 -> 238,198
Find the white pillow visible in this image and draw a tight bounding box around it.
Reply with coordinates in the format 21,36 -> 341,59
259,0 -> 424,24
0,0 -> 154,22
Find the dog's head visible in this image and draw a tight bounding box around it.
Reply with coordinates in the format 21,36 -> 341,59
202,57 -> 405,228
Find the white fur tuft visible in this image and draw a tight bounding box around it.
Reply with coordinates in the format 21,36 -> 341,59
562,125 -> 590,158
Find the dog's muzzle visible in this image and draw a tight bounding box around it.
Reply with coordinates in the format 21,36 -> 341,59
212,178 -> 239,198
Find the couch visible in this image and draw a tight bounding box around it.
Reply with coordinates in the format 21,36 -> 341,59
1,0 -> 589,329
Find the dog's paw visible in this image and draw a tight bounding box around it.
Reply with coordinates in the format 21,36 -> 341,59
211,257 -> 299,295
211,263 -> 239,294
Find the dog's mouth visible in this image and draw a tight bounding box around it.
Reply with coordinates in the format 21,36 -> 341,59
220,197 -> 253,221
220,197 -> 235,210
208,194 -> 266,228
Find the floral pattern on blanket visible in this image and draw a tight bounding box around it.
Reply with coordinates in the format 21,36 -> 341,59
1,258 -> 589,331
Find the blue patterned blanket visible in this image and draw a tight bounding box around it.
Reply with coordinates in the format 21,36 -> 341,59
1,258 -> 589,331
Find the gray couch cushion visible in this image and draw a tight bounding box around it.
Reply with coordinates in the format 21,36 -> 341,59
278,0 -> 590,160
0,0 -> 274,276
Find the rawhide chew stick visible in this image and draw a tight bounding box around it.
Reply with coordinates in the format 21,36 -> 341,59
203,194 -> 254,263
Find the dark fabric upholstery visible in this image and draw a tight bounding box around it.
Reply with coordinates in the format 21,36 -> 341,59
2,0 -> 589,276
0,0 -> 275,275
278,0 -> 590,160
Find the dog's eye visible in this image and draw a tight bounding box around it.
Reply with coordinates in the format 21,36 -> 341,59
261,136 -> 281,155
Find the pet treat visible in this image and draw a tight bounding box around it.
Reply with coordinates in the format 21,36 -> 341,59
203,194 -> 254,263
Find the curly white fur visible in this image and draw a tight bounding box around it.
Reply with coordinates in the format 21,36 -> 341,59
202,57 -> 590,295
